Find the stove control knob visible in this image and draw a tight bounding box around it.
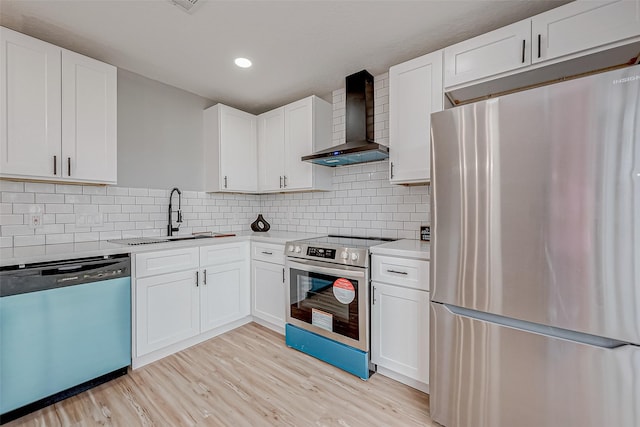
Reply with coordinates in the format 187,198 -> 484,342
351,252 -> 359,261
340,251 -> 349,260
294,246 -> 302,253
287,245 -> 294,252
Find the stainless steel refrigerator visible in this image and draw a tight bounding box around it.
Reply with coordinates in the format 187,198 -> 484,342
430,65 -> 639,427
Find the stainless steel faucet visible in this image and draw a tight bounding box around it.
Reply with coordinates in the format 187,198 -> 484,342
168,187 -> 182,236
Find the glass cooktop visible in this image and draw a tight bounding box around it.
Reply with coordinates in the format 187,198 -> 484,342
296,235 -> 395,249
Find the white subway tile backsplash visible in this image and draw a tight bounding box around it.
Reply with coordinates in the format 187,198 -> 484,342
46,233 -> 74,244
2,192 -> 34,203
0,215 -> 23,225
13,204 -> 44,214
107,187 -> 129,196
82,186 -> 106,195
55,184 -> 83,194
14,235 -> 45,247
25,183 -> 55,193
0,181 -> 24,192
65,194 -> 91,204
36,193 -> 65,204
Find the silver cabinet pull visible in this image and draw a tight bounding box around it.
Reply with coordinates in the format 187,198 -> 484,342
196,271 -> 199,286
203,269 -> 207,285
261,251 -> 273,255
53,155 -> 57,175
67,157 -> 71,176
372,285 -> 376,305
387,269 -> 408,275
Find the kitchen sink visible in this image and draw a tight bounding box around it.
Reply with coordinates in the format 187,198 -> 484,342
109,233 -> 235,246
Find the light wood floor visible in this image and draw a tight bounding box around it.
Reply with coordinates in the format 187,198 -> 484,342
5,323 -> 437,426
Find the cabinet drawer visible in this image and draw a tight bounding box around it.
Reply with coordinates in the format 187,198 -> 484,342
372,255 -> 429,291
252,242 -> 285,264
200,242 -> 248,267
135,247 -> 199,278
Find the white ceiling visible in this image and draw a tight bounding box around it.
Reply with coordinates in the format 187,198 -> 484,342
0,0 -> 570,114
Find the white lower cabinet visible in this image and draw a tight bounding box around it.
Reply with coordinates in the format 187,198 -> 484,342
251,242 -> 286,333
201,261 -> 250,332
371,254 -> 430,392
133,242 -> 251,368
136,269 -> 200,356
371,283 -> 430,389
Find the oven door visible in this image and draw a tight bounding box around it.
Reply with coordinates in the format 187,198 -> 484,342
286,258 -> 369,352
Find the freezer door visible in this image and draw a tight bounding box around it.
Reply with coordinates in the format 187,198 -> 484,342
430,66 -> 640,344
430,302 -> 640,427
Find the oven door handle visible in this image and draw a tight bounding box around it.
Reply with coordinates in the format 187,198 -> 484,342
285,259 -> 366,279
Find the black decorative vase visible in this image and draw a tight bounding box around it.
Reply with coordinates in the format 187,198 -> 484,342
250,214 -> 270,232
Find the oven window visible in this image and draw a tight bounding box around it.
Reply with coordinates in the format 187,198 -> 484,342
289,268 -> 359,341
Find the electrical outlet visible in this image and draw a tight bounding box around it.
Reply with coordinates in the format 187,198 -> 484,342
29,214 -> 42,228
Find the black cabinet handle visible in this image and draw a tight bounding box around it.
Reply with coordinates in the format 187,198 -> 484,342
387,269 -> 408,275
196,271 -> 199,286
280,176 -> 283,188
224,176 -> 228,188
522,39 -> 526,63
537,34 -> 541,59
203,269 -> 207,285
283,176 -> 287,188
372,286 -> 376,305
282,267 -> 285,283
390,162 -> 394,179
53,155 -> 57,175
261,251 -> 273,255
67,157 -> 71,176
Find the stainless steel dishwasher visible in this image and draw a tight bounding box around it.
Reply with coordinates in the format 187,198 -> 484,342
0,254 -> 131,424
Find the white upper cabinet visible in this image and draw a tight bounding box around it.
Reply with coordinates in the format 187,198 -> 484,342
444,0 -> 640,91
61,50 -> 117,183
258,107 -> 285,191
203,104 -> 258,193
444,20 -> 531,88
257,95 -> 332,193
389,50 -> 443,184
0,26 -> 117,184
532,0 -> 640,63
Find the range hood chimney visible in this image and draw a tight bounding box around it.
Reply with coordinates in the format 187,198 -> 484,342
301,70 -> 389,167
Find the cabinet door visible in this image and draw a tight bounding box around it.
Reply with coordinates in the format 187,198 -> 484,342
0,27 -> 61,179
371,282 -> 429,384
389,50 -> 443,184
532,0 -> 640,63
284,97 -> 314,190
444,20 -> 531,88
258,107 -> 285,191
219,106 -> 257,192
251,260 -> 285,331
136,270 -> 200,356
61,50 -> 117,183
201,260 -> 250,332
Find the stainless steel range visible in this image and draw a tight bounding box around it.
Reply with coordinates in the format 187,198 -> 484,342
284,235 -> 392,379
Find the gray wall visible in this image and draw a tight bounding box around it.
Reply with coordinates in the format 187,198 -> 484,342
117,69 -> 214,191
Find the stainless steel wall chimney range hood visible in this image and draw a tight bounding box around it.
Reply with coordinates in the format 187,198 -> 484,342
301,70 -> 389,167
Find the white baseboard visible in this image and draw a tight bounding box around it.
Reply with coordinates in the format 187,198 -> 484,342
375,366 -> 430,394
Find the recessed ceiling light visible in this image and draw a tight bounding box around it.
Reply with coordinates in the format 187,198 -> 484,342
234,58 -> 252,68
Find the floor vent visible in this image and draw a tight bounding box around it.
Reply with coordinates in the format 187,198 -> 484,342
168,0 -> 201,13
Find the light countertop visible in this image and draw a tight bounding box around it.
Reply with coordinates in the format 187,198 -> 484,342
370,239 -> 430,260
0,231 -> 324,267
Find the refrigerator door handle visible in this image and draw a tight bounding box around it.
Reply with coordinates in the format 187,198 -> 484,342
443,303 -> 628,349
